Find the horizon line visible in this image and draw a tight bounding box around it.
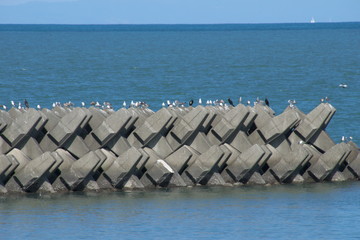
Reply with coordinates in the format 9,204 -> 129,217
1,21 -> 360,25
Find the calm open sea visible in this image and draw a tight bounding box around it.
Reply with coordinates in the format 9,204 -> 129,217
0,23 -> 360,239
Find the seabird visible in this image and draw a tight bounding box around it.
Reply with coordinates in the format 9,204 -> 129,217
81,102 -> 85,107
265,98 -> 270,107
11,101 -> 15,108
123,101 -> 126,108
95,101 -> 101,107
247,100 -> 251,105
24,99 -> 29,108
339,83 -> 348,88
341,136 -> 346,142
238,97 -> 242,104
288,100 -> 296,109
162,102 -> 166,108
36,104 -> 41,110
227,98 -> 234,107
189,99 -> 194,106
18,102 -> 22,109
199,98 -> 202,105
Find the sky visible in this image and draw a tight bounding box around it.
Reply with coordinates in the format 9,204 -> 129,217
0,0 -> 359,24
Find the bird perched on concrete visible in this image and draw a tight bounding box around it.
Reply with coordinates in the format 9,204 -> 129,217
227,98 -> 234,107
36,104 -> 41,110
198,98 -> 202,105
24,99 -> 29,109
81,102 -> 85,107
288,100 -> 296,109
265,98 -> 270,107
189,99 -> 194,106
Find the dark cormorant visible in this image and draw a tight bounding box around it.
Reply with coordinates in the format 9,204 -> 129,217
265,98 -> 270,106
24,99 -> 29,108
189,99 -> 194,106
227,98 -> 234,107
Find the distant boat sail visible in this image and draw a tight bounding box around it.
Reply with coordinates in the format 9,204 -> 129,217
310,17 -> 316,23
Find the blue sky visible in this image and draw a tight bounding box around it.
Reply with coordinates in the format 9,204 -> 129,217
0,0 -> 359,24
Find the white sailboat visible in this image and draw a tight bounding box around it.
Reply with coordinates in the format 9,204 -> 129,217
310,17 -> 316,23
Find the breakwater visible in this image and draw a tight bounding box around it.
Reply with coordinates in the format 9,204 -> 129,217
0,101 -> 359,194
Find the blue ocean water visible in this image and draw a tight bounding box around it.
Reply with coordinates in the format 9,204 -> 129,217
2,183 -> 360,239
0,23 -> 360,239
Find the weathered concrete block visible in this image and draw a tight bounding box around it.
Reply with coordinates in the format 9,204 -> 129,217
106,135 -> 131,156
307,143 -> 350,181
171,106 -> 209,143
12,152 -> 56,192
123,175 -> 144,189
308,130 -> 336,153
17,137 -> 44,160
2,109 -> 42,146
92,109 -> 133,145
207,172 -> 227,186
31,110 -> 48,134
52,106 -> 69,118
41,108 -> 61,132
188,132 -> 212,154
62,135 -> 90,159
142,147 -> 162,171
0,136 -> 12,154
87,107 -> 108,130
132,108 -> 175,145
103,147 -> 142,188
209,118 -> 235,143
183,146 -> 224,185
222,144 -> 267,183
141,159 -> 174,187
0,155 -> 19,186
147,135 -> 174,159
256,110 -> 300,143
228,131 -> 254,152
0,110 -> 13,131
57,150 -> 100,191
48,109 -> 87,146
295,103 -> 336,141
281,143 -> 312,183
134,148 -> 150,178
225,104 -> 251,129
200,107 -> 218,134
246,171 -> 266,185
165,145 -> 199,174
218,144 -> 233,171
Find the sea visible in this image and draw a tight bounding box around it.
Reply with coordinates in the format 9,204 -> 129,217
0,22 -> 359,239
